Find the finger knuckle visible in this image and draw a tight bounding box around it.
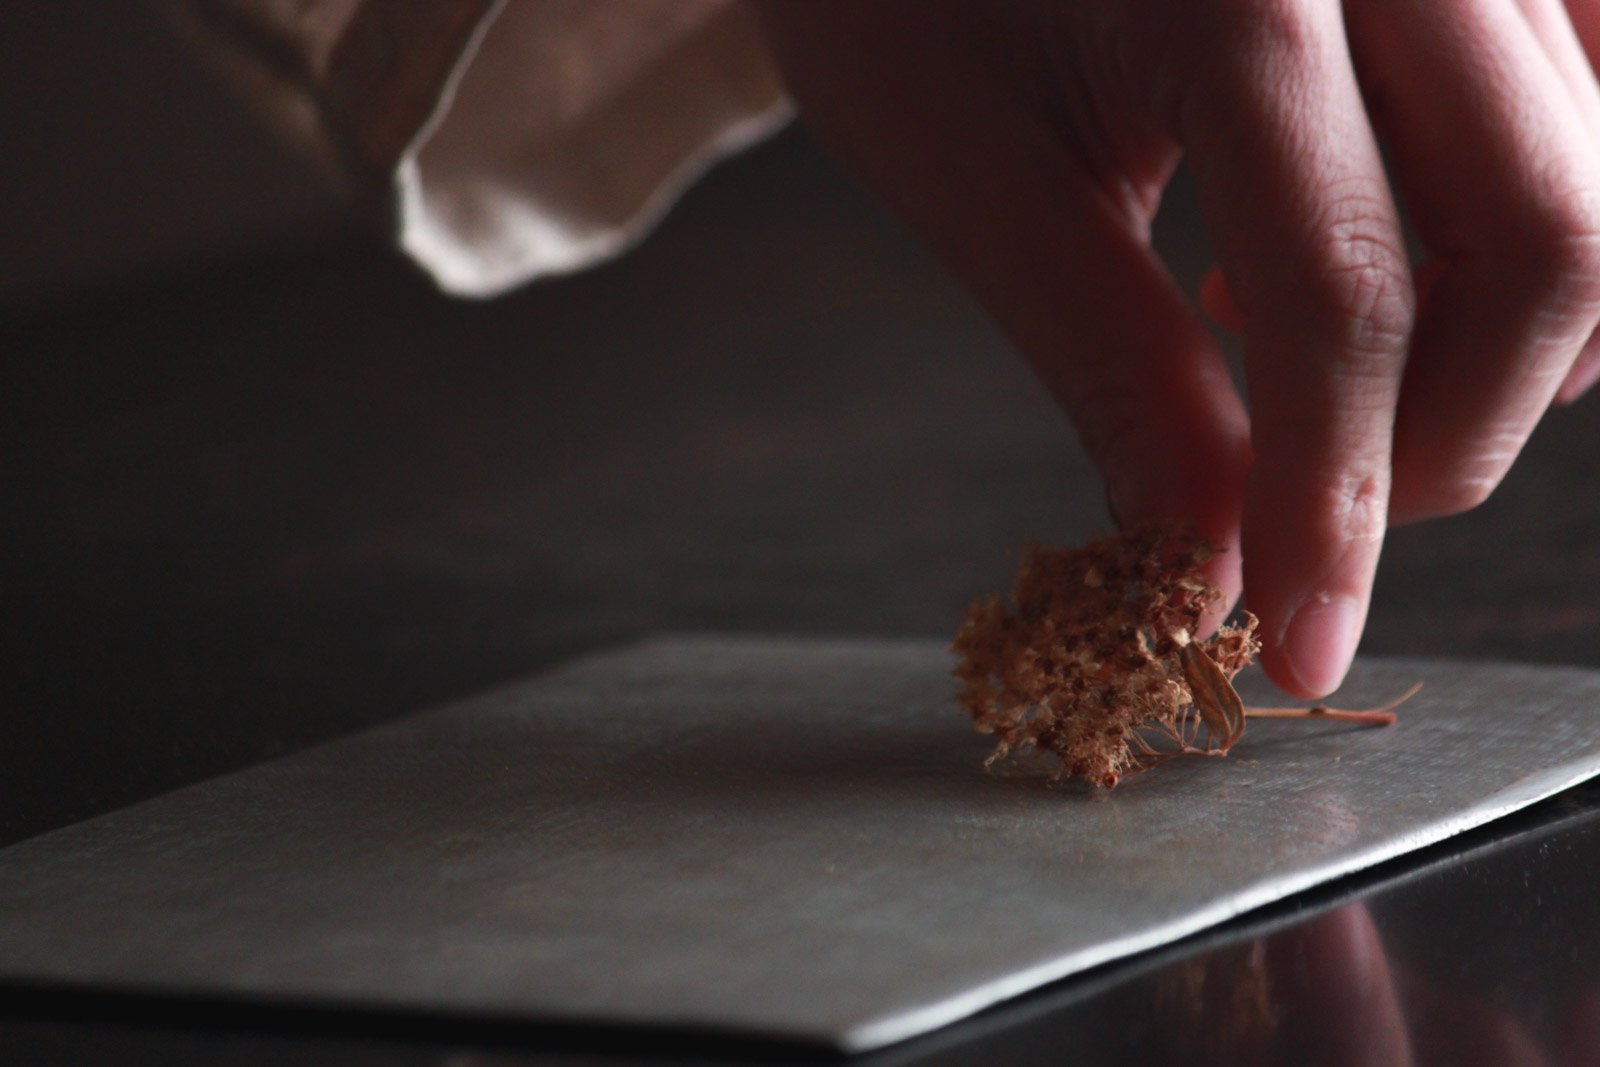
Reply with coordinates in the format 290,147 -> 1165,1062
1223,0 -> 1315,57
1511,190 -> 1600,301
1300,214 -> 1415,360
1165,0 -> 1315,83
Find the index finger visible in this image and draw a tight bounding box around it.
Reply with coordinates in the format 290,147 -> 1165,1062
1174,0 -> 1414,697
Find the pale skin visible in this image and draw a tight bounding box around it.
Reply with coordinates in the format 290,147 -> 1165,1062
754,1 -> 1600,698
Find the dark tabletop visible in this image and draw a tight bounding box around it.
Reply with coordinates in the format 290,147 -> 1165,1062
5,129 -> 1600,1066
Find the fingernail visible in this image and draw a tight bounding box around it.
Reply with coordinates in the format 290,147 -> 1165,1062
1284,595 -> 1362,698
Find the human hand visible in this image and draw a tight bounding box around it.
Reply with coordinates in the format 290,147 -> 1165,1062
755,0 -> 1600,697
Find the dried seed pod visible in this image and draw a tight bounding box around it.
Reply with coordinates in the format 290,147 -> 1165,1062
1177,636 -> 1245,751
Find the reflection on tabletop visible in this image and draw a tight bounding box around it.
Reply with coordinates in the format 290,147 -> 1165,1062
1140,903 -> 1594,1066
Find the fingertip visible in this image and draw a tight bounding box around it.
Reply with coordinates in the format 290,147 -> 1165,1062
1271,594 -> 1364,699
1556,344 -> 1600,405
1241,467 -> 1382,699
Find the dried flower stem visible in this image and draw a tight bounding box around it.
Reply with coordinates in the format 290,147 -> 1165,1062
1243,682 -> 1422,726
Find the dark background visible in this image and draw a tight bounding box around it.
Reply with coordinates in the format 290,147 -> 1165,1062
5,4 -> 1600,1064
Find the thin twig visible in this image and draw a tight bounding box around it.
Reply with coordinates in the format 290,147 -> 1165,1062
1244,682 -> 1422,727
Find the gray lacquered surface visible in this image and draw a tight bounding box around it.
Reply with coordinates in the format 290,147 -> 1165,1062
0,637 -> 1597,1051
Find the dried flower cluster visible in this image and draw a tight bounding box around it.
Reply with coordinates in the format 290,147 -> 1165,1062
952,523 -> 1261,788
